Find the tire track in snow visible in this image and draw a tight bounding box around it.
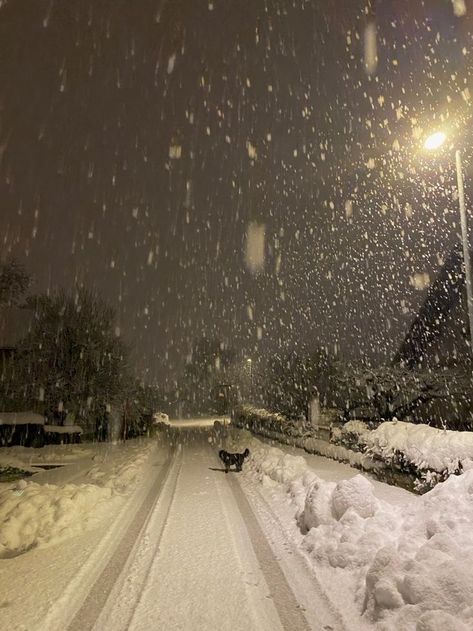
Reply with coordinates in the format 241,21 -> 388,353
67,444 -> 180,631
240,477 -> 349,631
113,444 -> 183,631
224,471 -> 312,631
224,456 -> 345,631
126,437 -> 283,631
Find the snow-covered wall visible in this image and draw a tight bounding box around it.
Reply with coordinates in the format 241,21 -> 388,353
234,406 -> 473,492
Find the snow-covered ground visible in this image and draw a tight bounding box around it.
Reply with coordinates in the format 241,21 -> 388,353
227,430 -> 473,631
1,422 -> 472,631
0,438 -> 160,629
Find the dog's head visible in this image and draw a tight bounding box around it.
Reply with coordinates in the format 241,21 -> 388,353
243,448 -> 250,458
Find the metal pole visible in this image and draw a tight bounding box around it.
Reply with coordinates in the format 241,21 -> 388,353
248,360 -> 253,399
455,149 -> 473,354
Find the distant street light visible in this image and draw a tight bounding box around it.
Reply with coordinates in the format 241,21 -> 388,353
424,131 -> 473,354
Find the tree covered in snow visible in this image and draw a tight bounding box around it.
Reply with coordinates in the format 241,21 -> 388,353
12,288 -> 128,419
119,380 -> 169,439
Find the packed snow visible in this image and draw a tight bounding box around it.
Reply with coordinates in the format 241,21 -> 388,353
44,424 -> 83,434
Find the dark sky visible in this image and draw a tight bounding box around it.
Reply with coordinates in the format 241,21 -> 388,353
1,0 -> 473,383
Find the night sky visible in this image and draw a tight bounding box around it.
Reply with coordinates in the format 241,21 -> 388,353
1,0 -> 473,383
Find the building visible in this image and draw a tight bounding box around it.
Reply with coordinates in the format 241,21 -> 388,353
394,245 -> 473,428
394,244 -> 471,369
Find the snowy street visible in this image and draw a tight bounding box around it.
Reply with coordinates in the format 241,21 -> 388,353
3,420 -> 473,630
65,427 -> 340,631
4,2 -> 473,629
0,423 -> 351,631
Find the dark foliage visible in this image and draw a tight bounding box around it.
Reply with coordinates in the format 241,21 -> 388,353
264,347 -> 336,419
0,259 -> 30,306
12,288 -> 128,418
330,362 -> 473,429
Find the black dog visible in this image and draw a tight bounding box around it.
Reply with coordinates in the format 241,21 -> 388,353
219,448 -> 250,473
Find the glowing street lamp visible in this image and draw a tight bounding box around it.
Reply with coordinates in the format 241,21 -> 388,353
423,131 -> 447,151
424,131 -> 473,354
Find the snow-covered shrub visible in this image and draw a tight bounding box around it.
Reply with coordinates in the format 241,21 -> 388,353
233,404 -> 292,435
331,420 -> 371,452
237,405 -> 473,492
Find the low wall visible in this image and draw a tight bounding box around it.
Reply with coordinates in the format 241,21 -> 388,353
232,407 -> 427,493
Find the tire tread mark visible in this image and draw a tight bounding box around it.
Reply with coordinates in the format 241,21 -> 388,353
221,459 -> 312,631
67,445 -> 178,631
125,445 -> 184,630
243,478 -> 348,631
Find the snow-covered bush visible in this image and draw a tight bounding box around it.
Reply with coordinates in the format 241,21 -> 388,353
233,404 -> 293,435
235,405 -> 473,492
331,420 -> 371,452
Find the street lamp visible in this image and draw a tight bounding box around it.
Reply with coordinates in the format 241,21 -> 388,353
424,131 -> 447,151
424,131 -> 473,353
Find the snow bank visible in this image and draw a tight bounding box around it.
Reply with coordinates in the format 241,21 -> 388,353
240,435 -> 473,630
364,421 -> 473,475
0,442 -> 153,557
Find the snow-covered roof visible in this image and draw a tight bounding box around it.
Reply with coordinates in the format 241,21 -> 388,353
0,412 -> 45,426
44,425 -> 83,434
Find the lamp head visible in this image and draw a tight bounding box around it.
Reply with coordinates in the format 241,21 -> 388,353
424,131 -> 447,151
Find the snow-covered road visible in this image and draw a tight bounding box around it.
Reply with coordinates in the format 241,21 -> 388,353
4,420 -> 473,629
68,430 -> 339,631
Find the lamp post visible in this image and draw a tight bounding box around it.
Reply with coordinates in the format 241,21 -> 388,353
246,358 -> 253,399
424,132 -> 473,354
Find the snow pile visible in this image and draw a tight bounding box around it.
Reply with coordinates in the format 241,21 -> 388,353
0,442 -> 153,557
365,421 -> 473,474
242,436 -> 473,630
247,445 -> 308,485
